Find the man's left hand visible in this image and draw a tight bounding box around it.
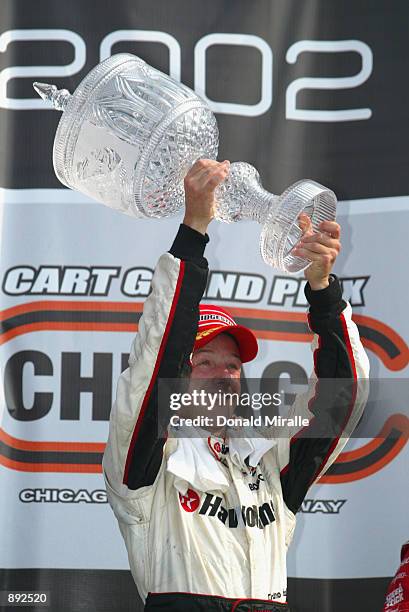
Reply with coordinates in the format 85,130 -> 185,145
293,213 -> 341,291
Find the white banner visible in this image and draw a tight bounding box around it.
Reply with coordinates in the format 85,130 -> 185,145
1,193 -> 408,581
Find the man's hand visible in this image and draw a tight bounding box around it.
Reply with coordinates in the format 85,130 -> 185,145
183,159 -> 230,235
293,213 -> 341,290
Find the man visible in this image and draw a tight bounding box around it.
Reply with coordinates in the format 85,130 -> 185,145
103,160 -> 369,611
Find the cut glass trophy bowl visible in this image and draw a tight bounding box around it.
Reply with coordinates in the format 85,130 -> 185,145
33,53 -> 336,273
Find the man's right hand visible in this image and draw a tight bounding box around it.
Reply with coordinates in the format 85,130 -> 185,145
183,159 -> 230,235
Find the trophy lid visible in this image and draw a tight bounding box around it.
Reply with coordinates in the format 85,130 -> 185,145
32,82 -> 71,111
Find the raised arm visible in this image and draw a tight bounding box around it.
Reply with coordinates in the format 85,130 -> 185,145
102,160 -> 230,497
278,218 -> 370,515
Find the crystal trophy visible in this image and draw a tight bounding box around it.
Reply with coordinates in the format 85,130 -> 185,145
33,53 -> 336,273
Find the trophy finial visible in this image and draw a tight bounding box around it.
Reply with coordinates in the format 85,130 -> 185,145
33,82 -> 71,111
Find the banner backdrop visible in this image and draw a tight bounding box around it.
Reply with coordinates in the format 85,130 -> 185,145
1,1 -> 408,611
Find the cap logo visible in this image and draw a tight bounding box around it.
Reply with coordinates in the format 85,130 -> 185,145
199,313 -> 234,326
195,325 -> 224,341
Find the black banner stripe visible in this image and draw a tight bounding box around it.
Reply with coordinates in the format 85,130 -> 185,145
236,316 -> 308,334
0,440 -> 103,465
0,309 -> 308,334
325,431 -> 400,476
356,324 -> 400,359
0,310 -> 142,332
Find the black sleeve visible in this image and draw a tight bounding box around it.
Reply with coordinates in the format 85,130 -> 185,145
280,275 -> 360,514
123,224 -> 209,490
169,223 -> 209,267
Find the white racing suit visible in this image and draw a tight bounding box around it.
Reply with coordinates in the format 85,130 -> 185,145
102,224 -> 370,611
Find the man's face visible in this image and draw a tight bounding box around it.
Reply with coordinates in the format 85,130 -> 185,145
180,333 -> 242,426
190,332 -> 242,390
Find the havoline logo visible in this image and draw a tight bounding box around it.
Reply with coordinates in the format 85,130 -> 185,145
179,490 -> 275,529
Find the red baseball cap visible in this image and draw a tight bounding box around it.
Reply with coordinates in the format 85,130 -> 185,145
194,304 -> 258,363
